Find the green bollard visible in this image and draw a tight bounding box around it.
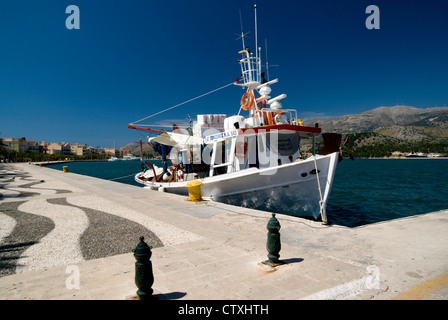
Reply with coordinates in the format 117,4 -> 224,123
263,214 -> 284,267
133,236 -> 154,300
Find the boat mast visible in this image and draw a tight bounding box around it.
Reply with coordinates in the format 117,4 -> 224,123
237,5 -> 262,116
236,5 -> 286,119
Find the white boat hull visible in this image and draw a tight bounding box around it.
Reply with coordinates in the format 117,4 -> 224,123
135,152 -> 339,219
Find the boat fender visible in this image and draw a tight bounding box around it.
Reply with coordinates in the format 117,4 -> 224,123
162,172 -> 172,182
241,91 -> 254,110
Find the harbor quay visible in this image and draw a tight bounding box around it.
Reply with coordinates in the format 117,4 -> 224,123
0,163 -> 447,301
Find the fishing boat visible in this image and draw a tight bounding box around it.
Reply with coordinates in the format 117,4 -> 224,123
128,6 -> 342,222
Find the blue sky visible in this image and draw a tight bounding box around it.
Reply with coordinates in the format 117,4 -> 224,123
1,0 -> 447,148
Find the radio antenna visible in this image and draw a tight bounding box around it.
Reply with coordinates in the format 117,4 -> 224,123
264,39 -> 279,81
236,9 -> 249,50
254,5 -> 258,59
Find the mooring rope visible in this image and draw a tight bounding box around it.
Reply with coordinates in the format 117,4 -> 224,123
313,156 -> 323,202
107,173 -> 137,181
312,155 -> 328,224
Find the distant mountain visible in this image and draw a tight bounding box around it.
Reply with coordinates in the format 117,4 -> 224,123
303,105 -> 448,157
121,141 -> 158,157
304,105 -> 448,134
121,141 -> 140,152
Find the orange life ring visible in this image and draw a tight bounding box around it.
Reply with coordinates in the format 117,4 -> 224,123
256,96 -> 266,110
252,96 -> 267,119
241,92 -> 254,111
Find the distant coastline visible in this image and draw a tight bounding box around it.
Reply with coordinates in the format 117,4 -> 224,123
31,158 -> 158,166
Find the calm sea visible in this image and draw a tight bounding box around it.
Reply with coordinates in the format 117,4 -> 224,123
327,158 -> 448,226
47,158 -> 448,227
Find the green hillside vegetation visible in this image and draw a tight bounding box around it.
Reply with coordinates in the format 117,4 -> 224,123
303,106 -> 448,158
305,125 -> 448,159
341,129 -> 448,158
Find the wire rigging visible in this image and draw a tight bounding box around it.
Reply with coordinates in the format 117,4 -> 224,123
130,82 -> 235,125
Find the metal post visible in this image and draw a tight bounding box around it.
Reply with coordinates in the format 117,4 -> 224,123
133,236 -> 154,300
263,214 -> 284,267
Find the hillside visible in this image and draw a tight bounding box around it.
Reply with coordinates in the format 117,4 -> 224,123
304,105 -> 448,134
303,105 -> 448,158
121,141 -> 158,158
411,111 -> 448,129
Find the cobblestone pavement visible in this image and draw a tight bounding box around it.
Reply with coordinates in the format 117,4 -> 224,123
0,163 -> 199,278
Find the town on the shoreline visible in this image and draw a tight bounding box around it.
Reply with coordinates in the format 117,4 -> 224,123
0,137 -> 129,163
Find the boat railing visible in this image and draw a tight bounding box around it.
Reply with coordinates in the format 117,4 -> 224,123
251,108 -> 301,126
209,136 -> 237,177
239,55 -> 261,87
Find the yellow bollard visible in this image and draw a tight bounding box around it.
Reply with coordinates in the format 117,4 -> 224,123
62,166 -> 68,173
39,163 -> 42,167
185,180 -> 204,202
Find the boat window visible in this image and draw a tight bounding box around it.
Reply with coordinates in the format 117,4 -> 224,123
266,132 -> 300,156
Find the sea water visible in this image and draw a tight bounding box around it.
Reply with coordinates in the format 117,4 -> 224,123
47,158 -> 448,227
327,158 -> 448,226
46,160 -> 149,188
